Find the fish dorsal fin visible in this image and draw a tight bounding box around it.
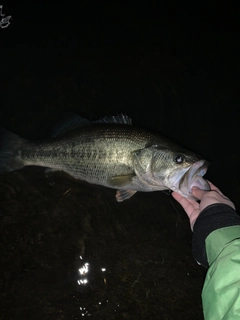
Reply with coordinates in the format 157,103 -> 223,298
51,112 -> 91,137
95,114 -> 132,125
51,113 -> 132,138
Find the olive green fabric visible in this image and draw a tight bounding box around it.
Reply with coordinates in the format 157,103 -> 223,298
202,226 -> 240,319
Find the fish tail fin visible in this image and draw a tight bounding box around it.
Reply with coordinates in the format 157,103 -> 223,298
0,127 -> 26,173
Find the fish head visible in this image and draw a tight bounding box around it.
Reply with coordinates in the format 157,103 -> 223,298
133,145 -> 210,199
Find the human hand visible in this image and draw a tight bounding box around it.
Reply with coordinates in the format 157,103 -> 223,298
172,181 -> 236,230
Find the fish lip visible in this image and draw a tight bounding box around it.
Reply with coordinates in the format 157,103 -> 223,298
187,160 -> 210,179
182,159 -> 210,197
168,159 -> 210,198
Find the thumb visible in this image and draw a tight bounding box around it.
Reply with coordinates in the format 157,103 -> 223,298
191,186 -> 209,200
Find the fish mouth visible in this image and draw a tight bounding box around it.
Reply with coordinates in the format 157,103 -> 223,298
180,160 -> 210,199
170,160 -> 210,199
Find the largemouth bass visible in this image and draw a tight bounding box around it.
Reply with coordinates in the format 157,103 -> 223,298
0,114 -> 210,201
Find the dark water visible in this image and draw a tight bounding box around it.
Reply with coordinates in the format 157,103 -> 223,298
1,3 -> 240,319
0,168 -> 207,319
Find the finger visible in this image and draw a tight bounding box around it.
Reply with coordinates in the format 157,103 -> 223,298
191,186 -> 209,200
171,191 -> 183,202
207,180 -> 225,196
172,192 -> 199,209
205,181 -> 231,200
172,192 -> 198,216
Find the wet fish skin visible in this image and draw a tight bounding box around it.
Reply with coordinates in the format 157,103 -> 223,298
0,114 -> 210,201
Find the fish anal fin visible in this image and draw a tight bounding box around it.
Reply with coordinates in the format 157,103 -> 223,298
116,190 -> 137,202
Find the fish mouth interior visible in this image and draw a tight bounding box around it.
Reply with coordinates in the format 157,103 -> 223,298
187,160 -> 209,181
181,160 -> 210,197
169,160 -> 210,199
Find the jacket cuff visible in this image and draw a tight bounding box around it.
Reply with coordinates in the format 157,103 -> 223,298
192,204 -> 240,267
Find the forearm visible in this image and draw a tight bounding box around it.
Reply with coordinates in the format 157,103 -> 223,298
192,204 -> 240,319
202,233 -> 240,319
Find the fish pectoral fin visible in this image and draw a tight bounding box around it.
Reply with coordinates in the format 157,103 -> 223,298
116,190 -> 137,202
108,173 -> 135,187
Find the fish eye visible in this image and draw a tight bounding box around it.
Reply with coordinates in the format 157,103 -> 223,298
174,154 -> 185,164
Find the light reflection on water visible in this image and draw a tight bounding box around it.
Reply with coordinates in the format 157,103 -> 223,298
76,255 -> 117,317
77,259 -> 89,285
77,255 -> 108,287
79,306 -> 90,317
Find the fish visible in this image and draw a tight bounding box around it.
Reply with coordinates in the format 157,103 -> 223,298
0,114 -> 210,202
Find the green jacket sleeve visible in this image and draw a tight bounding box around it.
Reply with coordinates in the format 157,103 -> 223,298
202,226 -> 240,320
191,204 -> 240,320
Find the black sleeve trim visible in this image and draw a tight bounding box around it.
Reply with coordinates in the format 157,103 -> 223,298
192,204 -> 240,268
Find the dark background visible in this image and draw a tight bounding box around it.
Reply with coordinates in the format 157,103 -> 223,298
0,3 -> 239,319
